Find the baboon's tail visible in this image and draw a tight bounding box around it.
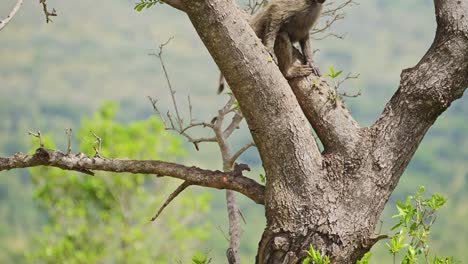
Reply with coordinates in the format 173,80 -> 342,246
217,72 -> 225,94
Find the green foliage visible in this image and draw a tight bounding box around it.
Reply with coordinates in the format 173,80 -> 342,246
303,245 -> 331,264
134,0 -> 162,11
356,252 -> 372,264
26,103 -> 212,263
326,67 -> 343,79
191,250 -> 211,264
385,186 -> 458,264
259,173 -> 266,184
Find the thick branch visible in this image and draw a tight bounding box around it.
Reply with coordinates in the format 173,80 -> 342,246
0,148 -> 265,204
371,0 -> 468,185
289,75 -> 361,153
0,0 -> 23,32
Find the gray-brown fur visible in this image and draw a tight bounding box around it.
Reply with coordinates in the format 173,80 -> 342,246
218,0 -> 324,93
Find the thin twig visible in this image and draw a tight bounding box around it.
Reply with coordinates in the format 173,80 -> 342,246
39,0 -> 57,23
188,94 -> 194,123
216,225 -> 230,242
151,181 -> 191,221
149,39 -> 217,150
334,72 -> 361,98
90,130 -> 103,157
229,142 -> 255,167
310,0 -> 358,40
336,73 -> 360,89
148,96 -> 168,127
150,37 -> 184,131
28,131 -> 44,148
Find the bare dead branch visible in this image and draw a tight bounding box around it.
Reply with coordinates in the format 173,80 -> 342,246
39,0 -> 57,23
0,148 -> 265,204
0,0 -> 23,32
335,72 -> 360,90
311,32 -> 346,41
188,94 -> 194,123
322,0 -> 357,16
229,142 -> 255,167
340,90 -> 361,98
148,96 -> 169,127
309,0 -> 358,40
148,39 -> 251,264
65,128 -> 72,155
312,13 -> 344,35
28,131 -> 44,148
180,122 -> 214,134
90,130 -> 103,157
150,37 -> 185,131
149,40 -> 219,150
151,181 -> 191,221
326,72 -> 362,98
216,225 -> 230,242
204,95 -> 250,264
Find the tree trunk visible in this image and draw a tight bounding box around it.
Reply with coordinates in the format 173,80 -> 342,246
180,0 -> 467,263
1,0 -> 465,263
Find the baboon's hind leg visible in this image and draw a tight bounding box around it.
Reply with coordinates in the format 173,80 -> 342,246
275,32 -> 314,79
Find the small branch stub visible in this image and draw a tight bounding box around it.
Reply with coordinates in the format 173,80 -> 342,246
28,131 -> 44,148
39,0 -> 57,23
90,130 -> 103,157
150,181 -> 192,221
65,128 -> 73,155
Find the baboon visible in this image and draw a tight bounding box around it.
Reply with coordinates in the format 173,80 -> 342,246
218,0 -> 325,94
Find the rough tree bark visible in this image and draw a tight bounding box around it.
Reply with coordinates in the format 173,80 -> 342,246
178,0 -> 467,263
0,0 -> 467,263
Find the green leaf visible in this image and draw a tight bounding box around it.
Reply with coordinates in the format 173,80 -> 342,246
259,173 -> 266,183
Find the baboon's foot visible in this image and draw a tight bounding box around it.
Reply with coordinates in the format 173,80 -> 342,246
285,65 -> 315,79
307,61 -> 321,77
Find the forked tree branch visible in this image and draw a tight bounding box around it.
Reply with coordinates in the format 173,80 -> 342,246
370,0 -> 467,186
290,75 -> 361,154
0,148 -> 265,204
0,0 -> 23,32
39,0 -> 57,23
148,37 -> 255,263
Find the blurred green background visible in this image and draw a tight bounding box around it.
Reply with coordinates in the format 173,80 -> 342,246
0,0 -> 466,263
